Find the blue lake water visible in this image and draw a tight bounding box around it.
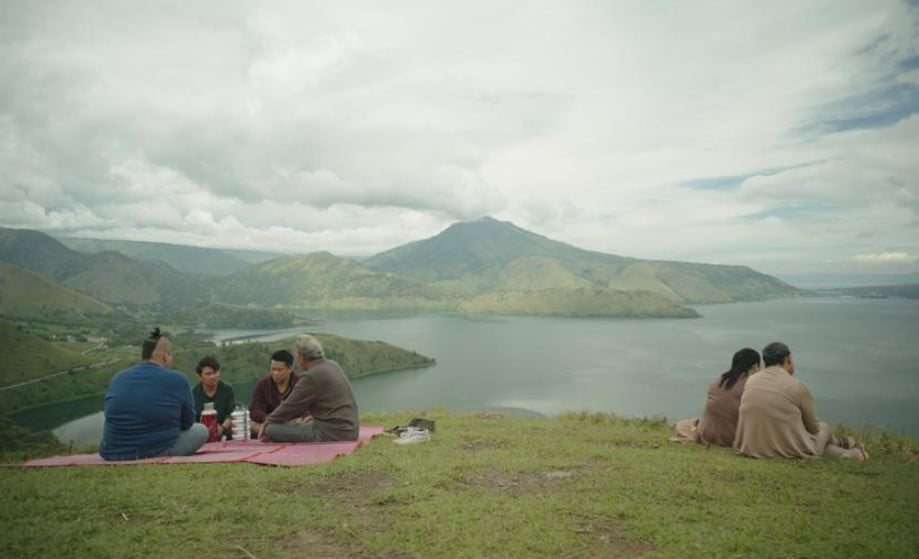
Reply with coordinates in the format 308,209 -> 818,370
53,297 -> 919,444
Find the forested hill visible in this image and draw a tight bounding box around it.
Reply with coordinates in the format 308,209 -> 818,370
57,236 -> 280,276
179,333 -> 436,385
1,220 -> 798,318
0,227 -> 204,309
365,216 -> 625,281
364,217 -> 798,304
212,251 -> 440,308
0,261 -> 114,324
0,319 -> 94,387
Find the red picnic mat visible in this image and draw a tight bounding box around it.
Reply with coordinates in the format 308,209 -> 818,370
23,425 -> 384,468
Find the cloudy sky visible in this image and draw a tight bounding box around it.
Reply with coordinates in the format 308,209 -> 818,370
1,1 -> 918,279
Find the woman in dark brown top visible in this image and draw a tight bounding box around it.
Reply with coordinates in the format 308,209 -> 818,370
697,348 -> 760,446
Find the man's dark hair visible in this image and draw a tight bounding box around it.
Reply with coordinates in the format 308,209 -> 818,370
762,342 -> 791,367
196,356 -> 220,375
141,327 -> 164,360
270,349 -> 294,367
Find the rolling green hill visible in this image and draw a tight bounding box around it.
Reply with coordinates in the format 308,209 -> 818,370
210,250 -> 696,318
214,252 -> 442,308
366,217 -> 798,304
58,237 -> 280,276
0,319 -> 94,387
204,218 -> 789,316
495,256 -> 594,291
2,220 -> 798,319
0,227 -> 86,283
167,333 -> 435,385
602,260 -> 796,303
316,333 -> 436,378
0,262 -> 114,323
366,216 -> 630,281
0,227 -> 205,310
62,251 -> 205,308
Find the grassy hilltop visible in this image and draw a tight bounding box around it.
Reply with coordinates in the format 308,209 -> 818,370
0,411 -> 916,558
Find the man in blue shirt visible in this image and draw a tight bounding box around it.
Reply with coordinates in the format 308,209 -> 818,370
100,328 -> 207,460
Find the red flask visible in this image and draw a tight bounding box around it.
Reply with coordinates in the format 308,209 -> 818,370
201,402 -> 218,442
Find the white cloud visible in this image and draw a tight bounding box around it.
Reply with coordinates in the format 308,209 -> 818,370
0,0 -> 917,275
855,252 -> 918,264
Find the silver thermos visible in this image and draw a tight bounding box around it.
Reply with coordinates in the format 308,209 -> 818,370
230,403 -> 250,441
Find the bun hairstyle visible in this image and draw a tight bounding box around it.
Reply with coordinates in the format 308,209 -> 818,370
141,327 -> 165,360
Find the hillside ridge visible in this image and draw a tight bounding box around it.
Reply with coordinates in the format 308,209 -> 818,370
1,220 -> 798,316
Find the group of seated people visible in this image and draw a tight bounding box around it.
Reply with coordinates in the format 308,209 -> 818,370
678,341 -> 868,461
99,328 -> 359,461
190,349 -> 300,441
99,328 -> 868,463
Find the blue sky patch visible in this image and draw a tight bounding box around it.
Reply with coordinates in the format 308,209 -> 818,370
680,166 -> 800,191
744,203 -> 841,221
898,55 -> 919,72
800,82 -> 919,135
680,174 -> 750,191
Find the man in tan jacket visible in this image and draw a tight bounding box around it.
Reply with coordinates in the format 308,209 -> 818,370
733,342 -> 867,461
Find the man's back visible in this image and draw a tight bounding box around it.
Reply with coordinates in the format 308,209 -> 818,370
280,358 -> 358,441
100,362 -> 195,460
734,366 -> 819,458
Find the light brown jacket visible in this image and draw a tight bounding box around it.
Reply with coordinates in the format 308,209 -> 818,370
733,366 -> 820,458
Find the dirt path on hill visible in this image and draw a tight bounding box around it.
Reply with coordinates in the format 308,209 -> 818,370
0,359 -> 121,391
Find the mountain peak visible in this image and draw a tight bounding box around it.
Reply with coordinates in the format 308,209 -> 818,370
438,216 -> 526,237
361,218 -> 796,303
365,218 -> 605,280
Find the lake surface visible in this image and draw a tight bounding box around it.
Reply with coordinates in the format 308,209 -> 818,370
52,297 -> 919,445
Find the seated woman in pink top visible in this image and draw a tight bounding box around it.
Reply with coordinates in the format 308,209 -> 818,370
696,348 -> 760,446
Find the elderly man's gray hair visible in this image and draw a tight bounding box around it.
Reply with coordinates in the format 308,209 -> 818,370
762,341 -> 791,368
295,334 -> 324,361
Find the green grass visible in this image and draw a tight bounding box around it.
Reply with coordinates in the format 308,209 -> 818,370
1,411 -> 917,558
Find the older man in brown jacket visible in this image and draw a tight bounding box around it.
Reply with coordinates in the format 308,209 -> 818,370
733,342 -> 867,461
